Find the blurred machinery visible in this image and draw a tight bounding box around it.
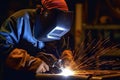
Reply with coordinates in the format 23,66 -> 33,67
82,0 -> 120,65
74,0 -> 120,55
67,0 -> 120,80
83,0 -> 120,24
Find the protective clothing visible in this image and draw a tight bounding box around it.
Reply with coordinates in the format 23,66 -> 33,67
0,9 -> 45,80
41,0 -> 68,11
0,0 -> 74,80
0,9 -> 73,80
33,8 -> 73,42
0,8 -> 68,80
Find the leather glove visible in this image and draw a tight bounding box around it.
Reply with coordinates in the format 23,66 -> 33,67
36,52 -> 61,73
60,50 -> 76,69
36,52 -> 57,67
6,48 -> 49,73
36,61 -> 49,73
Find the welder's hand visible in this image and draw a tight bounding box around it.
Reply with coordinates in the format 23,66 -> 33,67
36,52 -> 57,65
61,50 -> 76,68
36,61 -> 49,73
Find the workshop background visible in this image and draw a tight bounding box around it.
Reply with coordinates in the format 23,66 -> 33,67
0,0 -> 120,47
0,0 -> 120,79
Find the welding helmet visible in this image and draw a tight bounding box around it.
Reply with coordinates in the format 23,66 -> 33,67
33,8 -> 73,42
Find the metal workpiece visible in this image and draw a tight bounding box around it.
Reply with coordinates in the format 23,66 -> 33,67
36,74 -> 89,80
36,70 -> 120,80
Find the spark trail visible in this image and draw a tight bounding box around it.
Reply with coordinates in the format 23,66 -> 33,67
72,38 -> 120,71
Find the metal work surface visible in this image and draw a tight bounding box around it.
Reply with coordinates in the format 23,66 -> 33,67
36,74 -> 88,80
36,70 -> 120,80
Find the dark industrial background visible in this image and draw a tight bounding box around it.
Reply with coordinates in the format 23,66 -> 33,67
0,0 -> 120,79
0,0 -> 120,66
1,0 -> 120,25
0,0 -> 120,58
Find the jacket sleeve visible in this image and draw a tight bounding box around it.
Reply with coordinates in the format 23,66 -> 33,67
0,16 -> 42,73
0,17 -> 20,56
6,48 -> 42,72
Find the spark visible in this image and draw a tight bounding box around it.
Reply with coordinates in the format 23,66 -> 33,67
43,31 -> 120,75
72,37 -> 120,71
58,67 -> 74,76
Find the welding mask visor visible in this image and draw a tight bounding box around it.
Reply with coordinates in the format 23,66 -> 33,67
33,8 -> 73,42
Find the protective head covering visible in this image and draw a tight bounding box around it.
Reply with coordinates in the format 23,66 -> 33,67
41,0 -> 68,11
33,0 -> 73,42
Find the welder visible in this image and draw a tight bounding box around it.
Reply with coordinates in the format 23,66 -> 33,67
0,0 -> 75,80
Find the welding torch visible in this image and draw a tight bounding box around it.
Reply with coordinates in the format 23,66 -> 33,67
36,52 -> 63,74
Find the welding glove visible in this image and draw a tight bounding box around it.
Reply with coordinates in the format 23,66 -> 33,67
6,48 -> 49,73
36,52 -> 57,66
60,50 -> 76,69
36,61 -> 49,73
36,52 -> 61,73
